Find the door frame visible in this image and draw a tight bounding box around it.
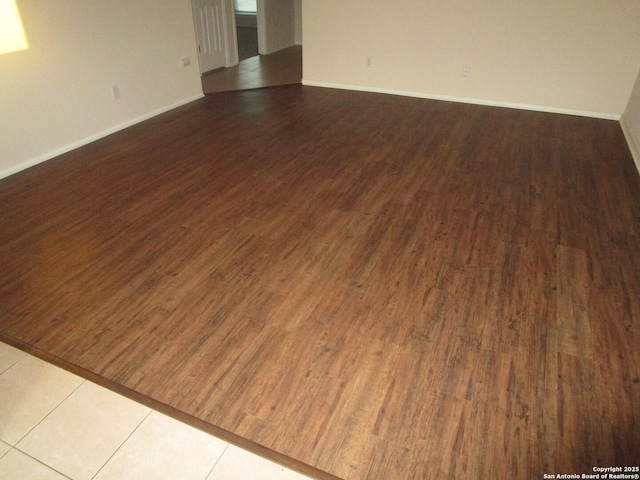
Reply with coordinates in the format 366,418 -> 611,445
256,0 -> 266,55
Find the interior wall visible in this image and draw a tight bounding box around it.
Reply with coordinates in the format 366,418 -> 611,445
258,0 -> 296,55
295,0 -> 302,45
0,0 -> 202,179
302,0 -> 640,117
622,71 -> 640,172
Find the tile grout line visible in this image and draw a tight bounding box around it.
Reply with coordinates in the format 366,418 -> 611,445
5,447 -> 73,479
2,345 -> 273,480
0,346 -> 78,478
204,442 -> 231,479
89,408 -> 153,480
0,441 -> 10,461
10,357 -> 87,449
0,347 -> 27,375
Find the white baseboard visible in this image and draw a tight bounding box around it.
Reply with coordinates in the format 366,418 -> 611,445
301,80 -> 621,121
620,115 -> 640,176
0,93 -> 204,181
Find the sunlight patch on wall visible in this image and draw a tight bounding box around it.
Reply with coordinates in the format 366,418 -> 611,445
0,0 -> 29,55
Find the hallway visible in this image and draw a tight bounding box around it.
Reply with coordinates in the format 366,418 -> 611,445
201,45 -> 302,94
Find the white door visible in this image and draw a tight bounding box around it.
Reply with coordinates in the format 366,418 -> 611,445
193,0 -> 228,73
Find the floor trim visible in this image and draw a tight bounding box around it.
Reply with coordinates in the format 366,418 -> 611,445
301,80 -> 622,121
621,114 -> 640,176
0,94 -> 205,181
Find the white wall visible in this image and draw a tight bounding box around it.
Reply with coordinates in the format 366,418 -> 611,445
302,0 -> 640,117
0,0 -> 203,179
258,0 -> 296,55
295,0 -> 302,45
622,71 -> 640,173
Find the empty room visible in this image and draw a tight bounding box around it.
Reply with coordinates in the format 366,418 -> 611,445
1,0 -> 640,479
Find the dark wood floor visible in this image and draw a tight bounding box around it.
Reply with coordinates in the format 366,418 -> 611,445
1,86 -> 639,479
202,45 -> 302,94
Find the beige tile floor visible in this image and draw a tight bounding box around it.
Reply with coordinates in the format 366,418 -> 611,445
0,341 -> 312,480
201,46 -> 302,94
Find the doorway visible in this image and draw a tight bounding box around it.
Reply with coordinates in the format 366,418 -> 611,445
194,0 -> 303,94
234,0 -> 259,61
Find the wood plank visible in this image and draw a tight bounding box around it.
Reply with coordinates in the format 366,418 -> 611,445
2,85 -> 640,479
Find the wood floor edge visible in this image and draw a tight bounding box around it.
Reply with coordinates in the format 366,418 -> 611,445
0,333 -> 342,480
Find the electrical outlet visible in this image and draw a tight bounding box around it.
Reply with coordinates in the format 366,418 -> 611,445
181,57 -> 191,67
462,65 -> 470,78
366,56 -> 373,68
111,84 -> 121,100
